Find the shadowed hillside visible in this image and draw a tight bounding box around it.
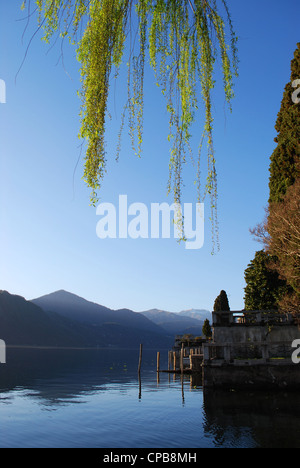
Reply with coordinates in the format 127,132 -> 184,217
0,290 -> 173,349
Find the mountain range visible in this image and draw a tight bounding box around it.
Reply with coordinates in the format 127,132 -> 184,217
0,289 -> 211,349
139,308 -> 211,335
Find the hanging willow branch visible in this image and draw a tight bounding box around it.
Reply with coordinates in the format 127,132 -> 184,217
25,0 -> 238,250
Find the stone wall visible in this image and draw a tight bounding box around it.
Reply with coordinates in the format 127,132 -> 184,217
213,324 -> 300,344
202,361 -> 300,390
202,311 -> 300,389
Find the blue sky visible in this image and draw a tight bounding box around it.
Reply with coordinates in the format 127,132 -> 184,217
0,0 -> 299,312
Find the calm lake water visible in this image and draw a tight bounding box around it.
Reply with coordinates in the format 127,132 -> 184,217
0,348 -> 300,448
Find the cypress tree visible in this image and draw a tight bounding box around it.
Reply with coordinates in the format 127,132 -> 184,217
268,43 -> 300,203
202,319 -> 212,339
213,290 -> 230,311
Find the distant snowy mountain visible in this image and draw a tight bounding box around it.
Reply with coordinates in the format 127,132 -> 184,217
178,309 -> 212,322
139,308 -> 211,336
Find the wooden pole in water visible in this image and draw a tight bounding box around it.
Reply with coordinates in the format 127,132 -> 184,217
157,351 -> 160,373
138,372 -> 142,400
138,344 -> 143,374
181,343 -> 184,374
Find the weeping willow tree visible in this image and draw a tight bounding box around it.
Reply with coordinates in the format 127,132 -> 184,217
22,0 -> 238,249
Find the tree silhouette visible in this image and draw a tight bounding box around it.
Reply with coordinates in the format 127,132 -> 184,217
213,290 -> 230,311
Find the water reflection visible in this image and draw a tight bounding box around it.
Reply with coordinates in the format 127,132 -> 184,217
0,348 -> 165,405
0,348 -> 300,448
203,388 -> 300,448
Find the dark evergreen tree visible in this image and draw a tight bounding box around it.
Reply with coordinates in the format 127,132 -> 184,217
268,43 -> 300,203
246,43 -> 300,311
213,290 -> 230,311
202,319 -> 212,339
244,250 -> 288,310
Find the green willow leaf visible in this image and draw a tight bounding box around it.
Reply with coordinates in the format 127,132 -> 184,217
31,0 -> 238,250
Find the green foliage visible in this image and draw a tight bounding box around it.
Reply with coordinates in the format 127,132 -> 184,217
213,289 -> 230,311
202,318 -> 212,338
30,0 -> 238,247
244,250 -> 288,311
268,43 -> 300,203
249,43 -> 300,313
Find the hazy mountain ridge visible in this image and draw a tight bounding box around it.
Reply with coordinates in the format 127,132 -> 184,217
139,307 -> 211,336
0,289 -> 210,349
0,290 -> 89,347
0,290 -> 173,349
32,290 -> 165,335
178,309 -> 212,323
